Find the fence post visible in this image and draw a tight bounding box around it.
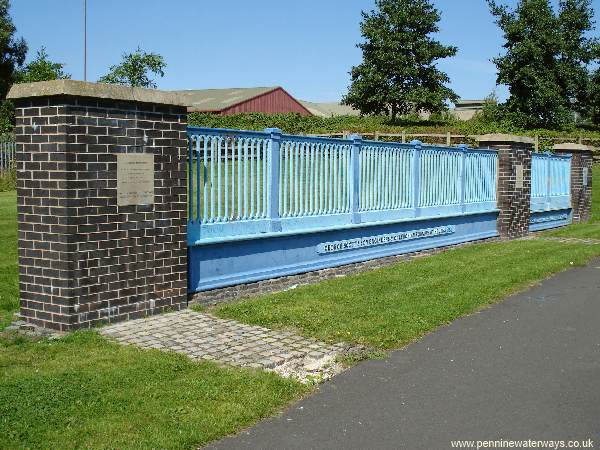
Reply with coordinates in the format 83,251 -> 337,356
545,152 -> 551,211
264,128 -> 282,232
458,144 -> 468,213
478,134 -> 533,238
446,131 -> 451,146
411,140 -> 422,217
553,143 -> 595,223
349,134 -> 361,224
8,80 -> 189,331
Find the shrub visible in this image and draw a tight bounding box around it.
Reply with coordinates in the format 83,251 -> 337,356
0,166 -> 15,192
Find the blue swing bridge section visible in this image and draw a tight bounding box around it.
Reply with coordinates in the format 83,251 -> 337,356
186,127 -> 572,293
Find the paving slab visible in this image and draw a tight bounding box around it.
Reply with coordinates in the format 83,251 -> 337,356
100,309 -> 346,382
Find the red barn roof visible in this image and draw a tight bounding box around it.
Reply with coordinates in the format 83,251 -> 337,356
175,86 -> 312,116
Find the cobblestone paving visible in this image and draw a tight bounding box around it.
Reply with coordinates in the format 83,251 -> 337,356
100,310 -> 347,382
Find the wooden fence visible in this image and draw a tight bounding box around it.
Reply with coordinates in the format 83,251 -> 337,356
308,131 -> 600,155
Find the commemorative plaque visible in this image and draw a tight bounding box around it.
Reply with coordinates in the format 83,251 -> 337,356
116,153 -> 155,206
515,164 -> 524,189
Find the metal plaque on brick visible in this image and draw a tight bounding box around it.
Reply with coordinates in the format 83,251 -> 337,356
583,167 -> 589,187
117,153 -> 155,206
316,225 -> 455,254
515,164 -> 524,189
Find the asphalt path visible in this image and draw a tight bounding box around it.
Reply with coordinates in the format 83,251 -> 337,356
209,257 -> 600,450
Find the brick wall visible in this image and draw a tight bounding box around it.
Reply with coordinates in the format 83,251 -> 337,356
554,144 -> 594,223
12,85 -> 188,331
479,135 -> 533,238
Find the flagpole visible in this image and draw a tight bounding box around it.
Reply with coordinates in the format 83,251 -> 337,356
84,0 -> 87,81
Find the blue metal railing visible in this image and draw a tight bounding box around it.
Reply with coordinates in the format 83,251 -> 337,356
187,127 -> 499,244
530,152 -> 571,212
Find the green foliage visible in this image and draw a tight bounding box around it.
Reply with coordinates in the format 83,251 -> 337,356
98,47 -> 166,88
342,0 -> 458,121
0,166 -> 15,192
488,0 -> 598,128
0,99 -> 14,133
188,112 -> 600,149
590,68 -> 600,125
558,0 -> 599,117
0,0 -> 26,100
0,191 -> 17,330
15,47 -> 70,83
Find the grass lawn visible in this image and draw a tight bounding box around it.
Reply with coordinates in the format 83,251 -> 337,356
214,239 -> 600,349
0,332 -> 307,450
0,191 -> 308,449
0,190 -> 17,330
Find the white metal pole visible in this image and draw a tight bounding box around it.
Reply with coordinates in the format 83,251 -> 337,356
84,0 -> 87,81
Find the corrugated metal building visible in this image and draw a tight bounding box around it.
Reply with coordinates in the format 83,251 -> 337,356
299,100 -> 360,117
176,86 -> 312,116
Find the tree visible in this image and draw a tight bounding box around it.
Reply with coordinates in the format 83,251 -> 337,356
342,0 -> 458,122
0,0 -> 26,99
589,68 -> 600,125
0,0 -> 26,133
557,0 -> 598,118
15,47 -> 70,83
488,0 -> 598,128
99,47 -> 166,88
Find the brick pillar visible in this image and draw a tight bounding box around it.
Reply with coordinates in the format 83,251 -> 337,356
478,134 -> 534,238
8,80 -> 188,331
553,143 -> 594,223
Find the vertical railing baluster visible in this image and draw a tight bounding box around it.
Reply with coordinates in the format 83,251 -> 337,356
217,138 -> 222,220
367,148 -> 373,209
325,145 -> 331,213
318,144 -> 323,214
335,146 -> 341,212
250,139 -> 255,218
224,138 -> 229,220
242,138 -> 250,219
203,137 -> 209,222
231,138 -> 236,219
195,137 -> 201,222
187,136 -> 194,221
282,141 -> 288,217
263,140 -> 268,217
255,139 -> 260,216
294,142 -> 299,215
237,138 -> 242,218
299,143 -> 305,215
458,144 -> 467,213
546,154 -> 551,210
209,137 -> 216,221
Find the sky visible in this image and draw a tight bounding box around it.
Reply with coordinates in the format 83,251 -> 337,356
10,0 -> 600,103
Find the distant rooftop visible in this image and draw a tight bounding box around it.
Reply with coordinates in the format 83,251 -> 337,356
454,99 -> 487,109
299,101 -> 360,117
174,87 -> 278,112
